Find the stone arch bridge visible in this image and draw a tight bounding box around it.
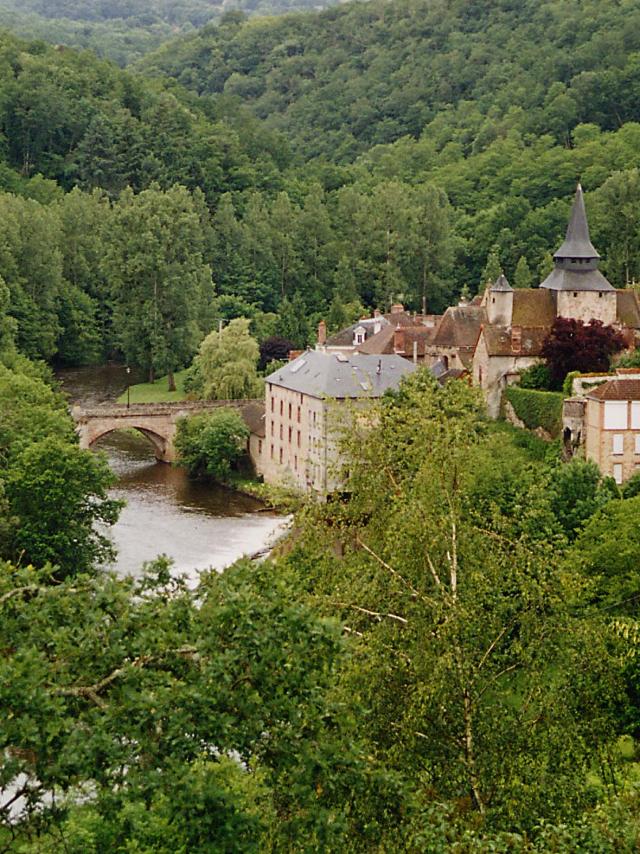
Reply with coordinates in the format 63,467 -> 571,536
72,400 -> 265,463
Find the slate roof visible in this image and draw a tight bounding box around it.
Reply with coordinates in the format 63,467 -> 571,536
325,311 -> 414,347
491,273 -> 513,292
240,401 -> 266,437
510,288 -> 556,326
587,378 -> 640,401
482,326 -> 548,357
431,304 -> 487,350
540,266 -> 614,292
265,350 -> 417,399
541,184 -> 614,292
554,184 -> 600,260
357,324 -> 435,356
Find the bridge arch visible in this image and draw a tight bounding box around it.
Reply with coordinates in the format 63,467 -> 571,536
86,424 -> 171,461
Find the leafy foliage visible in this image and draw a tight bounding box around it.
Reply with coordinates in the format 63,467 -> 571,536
175,408 -> 250,481
504,386 -> 564,436
542,317 -> 626,388
186,318 -> 263,400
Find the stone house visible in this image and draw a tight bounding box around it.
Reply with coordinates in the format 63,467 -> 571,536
583,377 -> 640,484
472,184 -> 640,416
424,299 -> 486,372
261,350 -> 416,494
320,304 -> 416,352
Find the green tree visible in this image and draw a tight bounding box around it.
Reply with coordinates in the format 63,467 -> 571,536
513,255 -> 533,288
187,317 -> 262,400
107,185 -> 214,387
480,244 -> 502,291
175,408 -> 250,481
276,294 -> 311,348
290,370 -> 623,830
4,437 -> 121,576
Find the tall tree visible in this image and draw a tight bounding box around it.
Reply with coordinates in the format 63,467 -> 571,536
106,185 -> 214,387
513,255 -> 533,288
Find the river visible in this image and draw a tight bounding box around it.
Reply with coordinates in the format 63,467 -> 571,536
57,365 -> 287,583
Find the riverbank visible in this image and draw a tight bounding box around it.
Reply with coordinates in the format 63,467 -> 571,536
117,368 -> 190,403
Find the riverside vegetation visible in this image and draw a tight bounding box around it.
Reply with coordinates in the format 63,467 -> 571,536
1,0 -> 640,847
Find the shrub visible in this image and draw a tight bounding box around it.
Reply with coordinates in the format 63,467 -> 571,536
504,386 -> 564,436
518,363 -> 552,390
175,409 -> 250,481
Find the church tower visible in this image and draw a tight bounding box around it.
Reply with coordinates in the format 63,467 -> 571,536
540,184 -> 617,324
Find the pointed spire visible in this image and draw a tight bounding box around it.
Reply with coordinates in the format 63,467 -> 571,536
553,183 -> 600,260
490,273 -> 513,292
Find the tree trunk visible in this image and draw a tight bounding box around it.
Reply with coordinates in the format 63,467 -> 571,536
167,369 -> 176,392
148,366 -> 155,383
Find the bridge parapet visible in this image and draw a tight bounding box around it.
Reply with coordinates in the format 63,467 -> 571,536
72,398 -> 265,463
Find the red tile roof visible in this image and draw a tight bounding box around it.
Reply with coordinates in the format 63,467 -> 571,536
587,378 -> 640,401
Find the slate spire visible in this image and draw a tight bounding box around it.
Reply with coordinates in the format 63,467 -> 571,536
490,273 -> 513,292
553,183 -> 600,261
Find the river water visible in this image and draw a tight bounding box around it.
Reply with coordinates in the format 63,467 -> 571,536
57,365 -> 286,582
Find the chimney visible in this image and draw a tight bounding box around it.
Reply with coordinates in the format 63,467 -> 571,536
317,319 -> 326,346
390,303 -> 404,314
511,326 -> 522,354
394,325 -> 405,354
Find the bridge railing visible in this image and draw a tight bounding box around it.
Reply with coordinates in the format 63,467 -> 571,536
72,399 -> 263,418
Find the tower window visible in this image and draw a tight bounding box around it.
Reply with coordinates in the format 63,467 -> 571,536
599,292 -> 603,298
573,292 -> 578,297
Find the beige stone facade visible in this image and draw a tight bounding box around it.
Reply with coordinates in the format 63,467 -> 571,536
583,378 -> 640,484
555,289 -> 617,325
261,351 -> 417,494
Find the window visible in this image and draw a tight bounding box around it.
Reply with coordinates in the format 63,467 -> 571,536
258,440 -> 262,455
270,419 -> 274,434
297,430 -> 301,448
598,292 -> 603,298
613,434 -> 624,455
573,291 -> 578,298
288,403 -> 292,419
635,435 -> 640,454
294,455 -> 298,470
604,401 -> 628,430
279,448 -> 283,464
631,401 -> 640,429
270,397 -> 274,413
288,426 -> 292,441
270,444 -> 274,459
313,411 -> 316,426
279,424 -> 283,440
279,400 -> 283,416
613,463 -> 623,484
297,406 -> 301,423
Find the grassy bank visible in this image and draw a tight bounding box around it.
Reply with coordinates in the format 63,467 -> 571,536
117,369 -> 190,403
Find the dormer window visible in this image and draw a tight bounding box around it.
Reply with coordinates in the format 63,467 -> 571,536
353,326 -> 366,346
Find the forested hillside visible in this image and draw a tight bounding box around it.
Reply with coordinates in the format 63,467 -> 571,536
0,0 -> 340,65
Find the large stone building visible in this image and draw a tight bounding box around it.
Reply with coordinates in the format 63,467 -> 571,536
261,350 -> 416,493
471,184 -> 640,416
567,374 -> 640,484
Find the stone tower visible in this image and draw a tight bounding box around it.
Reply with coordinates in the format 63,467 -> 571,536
540,184 -> 617,324
486,273 -> 514,326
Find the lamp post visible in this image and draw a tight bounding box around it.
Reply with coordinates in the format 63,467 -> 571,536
126,365 -> 131,408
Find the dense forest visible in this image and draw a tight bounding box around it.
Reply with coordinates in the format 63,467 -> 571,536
2,1 -> 640,846
0,0 -> 339,65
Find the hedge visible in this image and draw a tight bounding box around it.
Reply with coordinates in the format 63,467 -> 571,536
504,386 -> 564,437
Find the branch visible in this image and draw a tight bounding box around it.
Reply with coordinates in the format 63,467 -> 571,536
356,537 -> 425,601
475,621 -> 514,675
0,584 -> 84,607
330,601 -> 408,625
54,646 -> 199,709
476,663 -> 519,700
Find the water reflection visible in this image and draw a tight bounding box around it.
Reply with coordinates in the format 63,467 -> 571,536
57,365 -> 285,582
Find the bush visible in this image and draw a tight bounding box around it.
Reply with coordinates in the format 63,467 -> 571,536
504,386 -> 564,436
175,409 -> 250,481
518,363 -> 552,390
